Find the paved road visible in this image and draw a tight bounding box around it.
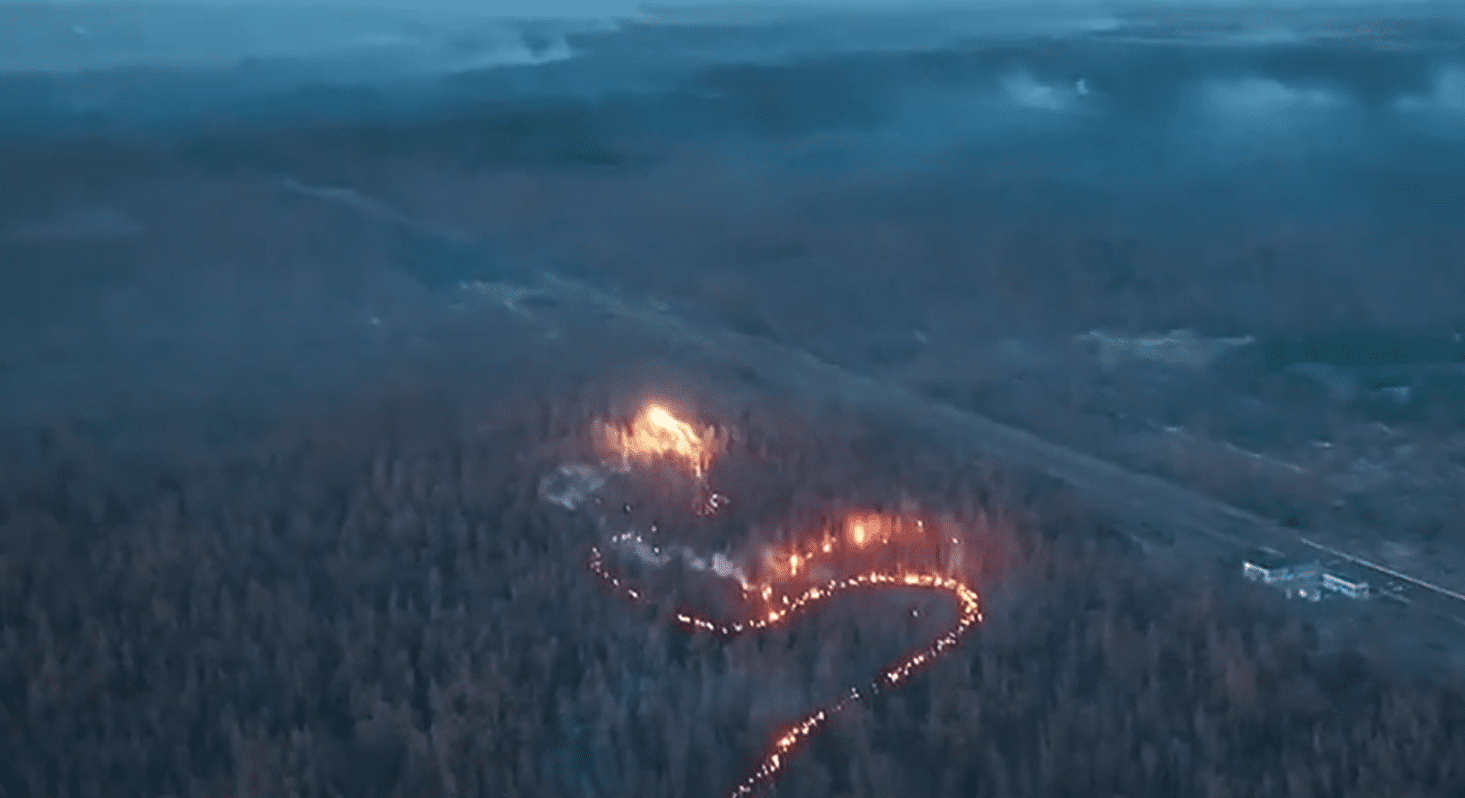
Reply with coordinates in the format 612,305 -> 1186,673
289,175 -> 1465,641
519,272 -> 1465,636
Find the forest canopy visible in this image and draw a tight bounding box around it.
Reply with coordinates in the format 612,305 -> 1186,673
1,382 -> 1462,798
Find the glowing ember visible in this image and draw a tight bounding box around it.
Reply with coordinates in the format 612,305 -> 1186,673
593,516 -> 983,797
574,401 -> 986,798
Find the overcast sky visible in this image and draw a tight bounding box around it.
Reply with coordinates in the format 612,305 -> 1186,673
2,0 -> 1458,74
5,0 -> 979,17
2,1 -> 1458,20
6,0 -> 1456,13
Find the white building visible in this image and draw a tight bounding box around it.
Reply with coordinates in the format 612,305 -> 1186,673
1242,549 -> 1322,601
1242,550 -> 1320,584
1322,567 -> 1372,600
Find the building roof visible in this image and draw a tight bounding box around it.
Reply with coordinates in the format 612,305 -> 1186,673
1323,566 -> 1372,586
1241,548 -> 1293,570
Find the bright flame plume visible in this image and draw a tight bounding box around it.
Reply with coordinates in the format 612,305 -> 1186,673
583,403 -> 986,798
598,402 -> 717,478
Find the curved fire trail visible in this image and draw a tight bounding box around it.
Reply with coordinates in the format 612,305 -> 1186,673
547,403 -> 985,798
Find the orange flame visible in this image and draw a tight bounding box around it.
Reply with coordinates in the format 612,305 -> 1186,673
585,402 -> 984,797
598,403 -> 717,478
591,505 -> 984,798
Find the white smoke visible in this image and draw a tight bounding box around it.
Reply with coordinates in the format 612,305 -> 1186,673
607,530 -> 753,590
539,462 -> 753,589
538,464 -> 610,511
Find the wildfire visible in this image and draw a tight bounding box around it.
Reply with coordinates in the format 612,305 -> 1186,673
577,402 -> 986,798
598,402 -> 717,478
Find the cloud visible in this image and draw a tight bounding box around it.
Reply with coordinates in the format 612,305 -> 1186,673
1000,70 -> 1090,111
0,2 -> 606,74
1396,64 -> 1465,117
1200,76 -> 1348,118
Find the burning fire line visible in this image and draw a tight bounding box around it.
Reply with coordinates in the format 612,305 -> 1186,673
579,403 -> 986,797
590,544 -> 982,796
